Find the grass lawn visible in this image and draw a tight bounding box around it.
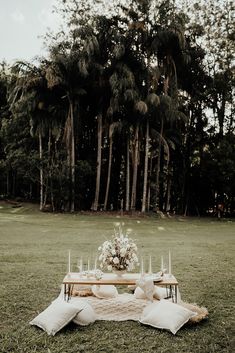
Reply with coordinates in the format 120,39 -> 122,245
0,202 -> 234,353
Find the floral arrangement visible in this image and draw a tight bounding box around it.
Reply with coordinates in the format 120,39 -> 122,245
98,227 -> 139,272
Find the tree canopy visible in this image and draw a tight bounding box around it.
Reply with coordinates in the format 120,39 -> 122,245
0,0 -> 234,216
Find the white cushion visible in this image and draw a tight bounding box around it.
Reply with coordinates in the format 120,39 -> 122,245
140,299 -> 196,334
134,286 -> 146,299
72,302 -> 96,326
134,286 -> 168,300
153,286 -> 169,300
91,285 -> 118,299
136,278 -> 154,301
29,298 -> 82,335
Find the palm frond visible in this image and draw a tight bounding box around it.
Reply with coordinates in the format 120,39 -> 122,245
135,100 -> 148,114
113,44 -> 125,59
147,93 -> 160,107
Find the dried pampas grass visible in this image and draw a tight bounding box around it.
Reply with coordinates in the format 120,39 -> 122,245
72,284 -> 93,297
178,301 -> 209,323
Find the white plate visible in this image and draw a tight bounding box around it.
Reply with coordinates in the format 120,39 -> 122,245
146,275 -> 163,282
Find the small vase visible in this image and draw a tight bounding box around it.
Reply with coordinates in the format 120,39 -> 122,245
113,269 -> 127,277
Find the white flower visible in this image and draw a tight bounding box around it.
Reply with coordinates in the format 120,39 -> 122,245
98,227 -> 138,271
113,257 -> 119,264
120,248 -> 126,257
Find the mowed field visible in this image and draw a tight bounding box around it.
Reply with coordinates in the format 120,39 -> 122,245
0,202 -> 234,353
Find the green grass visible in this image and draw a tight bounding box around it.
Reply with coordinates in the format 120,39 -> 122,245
0,202 -> 234,353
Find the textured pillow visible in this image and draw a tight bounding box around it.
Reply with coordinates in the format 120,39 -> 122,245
72,301 -> 96,326
29,299 -> 82,335
91,285 -> 118,299
140,299 -> 196,335
153,286 -> 169,300
134,286 -> 147,299
134,286 -> 168,300
136,278 -> 154,301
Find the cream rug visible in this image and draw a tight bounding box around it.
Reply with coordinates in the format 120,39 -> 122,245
71,293 -> 148,321
69,294 -> 208,323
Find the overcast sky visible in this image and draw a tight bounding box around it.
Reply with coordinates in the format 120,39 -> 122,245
0,0 -> 61,63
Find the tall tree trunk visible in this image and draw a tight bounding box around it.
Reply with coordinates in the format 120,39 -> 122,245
6,170 -> 10,195
12,171 -> 16,197
131,123 -> 139,211
48,129 -> 55,212
70,100 -> 75,213
183,108 -> 193,215
29,183 -> 32,199
125,135 -> 130,211
43,129 -> 52,209
141,119 -> 149,212
104,124 -> 113,211
92,114 -> 102,211
64,103 -> 72,212
39,130 -> 43,211
218,92 -> 226,137
147,152 -> 153,212
154,119 -> 163,212
165,165 -> 172,213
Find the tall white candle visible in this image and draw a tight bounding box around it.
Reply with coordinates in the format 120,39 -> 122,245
148,255 -> 152,274
168,251 -> 171,275
80,258 -> 83,273
87,258 -> 90,272
161,256 -> 164,272
68,250 -> 71,273
94,257 -> 97,270
141,257 -> 144,275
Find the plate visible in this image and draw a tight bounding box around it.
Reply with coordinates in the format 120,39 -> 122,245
146,275 -> 162,282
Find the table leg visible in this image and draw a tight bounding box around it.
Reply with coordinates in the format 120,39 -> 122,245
64,284 -> 67,301
68,284 -> 71,301
67,284 -> 74,302
175,285 -> 178,303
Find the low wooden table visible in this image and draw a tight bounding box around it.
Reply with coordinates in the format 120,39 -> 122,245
63,272 -> 179,302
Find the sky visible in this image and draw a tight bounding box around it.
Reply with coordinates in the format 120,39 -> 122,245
0,0 -> 61,63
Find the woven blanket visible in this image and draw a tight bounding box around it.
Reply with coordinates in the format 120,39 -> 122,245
70,293 -> 150,321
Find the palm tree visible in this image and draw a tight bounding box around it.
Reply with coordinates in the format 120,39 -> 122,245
8,62 -> 50,210
103,121 -> 121,211
141,93 -> 160,212
45,32 -> 92,211
92,113 -> 102,211
130,101 -> 148,211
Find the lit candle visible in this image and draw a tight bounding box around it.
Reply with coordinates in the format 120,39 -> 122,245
148,255 -> 152,274
168,251 -> 172,275
68,250 -> 71,273
87,258 -> 90,272
161,256 -> 164,272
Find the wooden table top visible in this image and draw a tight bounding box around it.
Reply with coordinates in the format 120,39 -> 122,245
63,272 -> 178,286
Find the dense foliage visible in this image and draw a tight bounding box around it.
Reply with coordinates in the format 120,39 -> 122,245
0,0 -> 234,215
